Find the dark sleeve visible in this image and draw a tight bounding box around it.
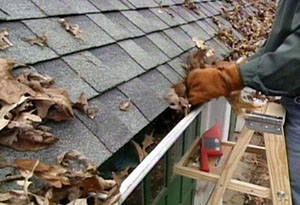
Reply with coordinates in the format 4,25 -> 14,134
240,29 -> 300,96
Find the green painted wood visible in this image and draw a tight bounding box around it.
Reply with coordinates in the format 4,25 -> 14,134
167,177 -> 182,205
144,174 -> 152,205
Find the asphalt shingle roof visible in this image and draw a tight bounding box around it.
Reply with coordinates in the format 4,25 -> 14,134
0,0 -> 251,167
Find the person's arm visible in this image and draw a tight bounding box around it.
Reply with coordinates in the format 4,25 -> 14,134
241,28 -> 300,96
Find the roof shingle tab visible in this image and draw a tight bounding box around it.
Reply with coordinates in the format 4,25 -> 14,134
139,9 -> 169,30
88,0 -> 129,11
0,0 -> 45,20
76,102 -> 133,153
0,22 -> 57,64
34,58 -> 98,101
196,19 -> 217,36
148,32 -> 183,58
118,78 -> 168,121
90,44 -> 144,86
119,40 -> 160,70
157,64 -> 183,84
31,0 -> 99,16
167,57 -> 187,77
24,16 -> 114,55
125,0 -> 158,8
97,89 -> 149,134
139,69 -> 173,99
181,23 -> 211,41
88,13 -> 133,41
105,12 -> 144,37
122,10 -> 167,33
151,7 -> 186,27
164,27 -> 195,51
62,51 -> 116,93
133,36 -> 169,65
171,5 -> 197,22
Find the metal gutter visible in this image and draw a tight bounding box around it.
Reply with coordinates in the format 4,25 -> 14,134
119,106 -> 203,204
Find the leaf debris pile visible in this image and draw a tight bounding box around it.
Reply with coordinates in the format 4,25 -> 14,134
215,0 -> 277,59
0,150 -> 124,205
0,58 -> 98,152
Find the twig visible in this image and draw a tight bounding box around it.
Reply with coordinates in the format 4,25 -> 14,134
0,174 -> 23,183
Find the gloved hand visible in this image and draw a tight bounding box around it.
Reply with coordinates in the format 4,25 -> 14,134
186,62 -> 243,105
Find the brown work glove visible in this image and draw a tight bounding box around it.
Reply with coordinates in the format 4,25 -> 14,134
186,61 -> 243,105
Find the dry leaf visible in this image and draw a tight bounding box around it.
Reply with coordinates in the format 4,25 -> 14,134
0,58 -> 35,104
22,35 -> 48,48
119,98 -> 131,112
142,133 -> 154,153
0,29 -> 13,50
132,133 -> 155,162
74,93 -> 98,119
59,18 -> 83,40
1,151 -> 121,204
184,0 -> 199,15
192,37 -> 206,49
131,141 -> 145,162
67,198 -> 87,205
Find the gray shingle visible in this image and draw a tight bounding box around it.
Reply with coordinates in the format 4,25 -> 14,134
155,0 -> 175,6
181,23 -> 211,41
205,17 -> 220,32
207,1 -> 222,14
201,2 -> 219,15
0,22 -> 57,64
139,70 -> 173,99
90,44 -> 144,86
31,0 -> 98,16
196,19 -> 217,36
213,38 -> 231,53
1,118 -> 111,166
97,89 -> 149,134
133,36 -> 169,65
157,64 -> 183,84
24,16 -> 114,55
150,8 -> 186,27
148,32 -> 183,58
105,12 -> 144,37
119,78 -> 167,121
198,3 -> 214,17
0,0 -> 45,20
167,57 -> 187,77
138,10 -> 169,30
76,102 -> 132,153
171,5 -> 197,22
126,0 -> 158,8
122,10 -> 164,33
164,27 -> 194,51
34,59 -> 98,102
206,38 -> 230,58
88,0 -> 128,11
63,51 -> 116,93
172,0 -> 184,4
118,40 -> 159,70
120,0 -> 135,9
88,13 -> 132,40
